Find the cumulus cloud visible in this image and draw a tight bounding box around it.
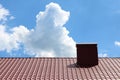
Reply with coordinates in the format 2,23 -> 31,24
0,4 -> 28,53
115,41 -> 120,47
24,2 -> 76,57
0,2 -> 76,57
0,25 -> 30,52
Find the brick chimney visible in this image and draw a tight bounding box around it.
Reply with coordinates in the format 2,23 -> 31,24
76,43 -> 98,67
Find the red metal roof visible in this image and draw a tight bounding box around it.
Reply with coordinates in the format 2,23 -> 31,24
0,57 -> 120,80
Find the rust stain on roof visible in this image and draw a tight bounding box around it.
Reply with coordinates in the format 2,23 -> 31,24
0,58 -> 120,80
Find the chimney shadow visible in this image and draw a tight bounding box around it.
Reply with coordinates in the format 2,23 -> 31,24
67,63 -> 97,68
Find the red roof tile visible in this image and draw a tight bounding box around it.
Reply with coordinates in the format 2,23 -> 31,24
0,58 -> 120,79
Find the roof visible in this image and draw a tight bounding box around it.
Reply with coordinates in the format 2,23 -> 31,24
1,57 -> 120,80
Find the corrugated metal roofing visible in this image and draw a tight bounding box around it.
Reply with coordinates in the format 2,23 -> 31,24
0,57 -> 120,80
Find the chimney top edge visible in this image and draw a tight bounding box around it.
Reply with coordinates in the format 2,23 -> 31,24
76,43 -> 97,45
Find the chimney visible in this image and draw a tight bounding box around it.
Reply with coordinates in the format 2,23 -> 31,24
76,43 -> 98,67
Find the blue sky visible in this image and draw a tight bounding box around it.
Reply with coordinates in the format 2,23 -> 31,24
0,0 -> 120,57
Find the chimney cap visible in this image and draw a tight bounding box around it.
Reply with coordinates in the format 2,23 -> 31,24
77,42 -> 97,44
76,43 -> 97,47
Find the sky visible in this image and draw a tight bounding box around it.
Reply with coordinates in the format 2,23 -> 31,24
0,0 -> 120,57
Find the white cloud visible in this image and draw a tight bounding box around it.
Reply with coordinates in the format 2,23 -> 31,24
24,2 -> 76,57
98,53 -> 108,57
0,2 -> 76,57
0,4 -> 29,53
0,4 -> 15,24
0,4 -> 10,22
115,41 -> 120,47
0,25 -> 30,53
9,16 -> 15,20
